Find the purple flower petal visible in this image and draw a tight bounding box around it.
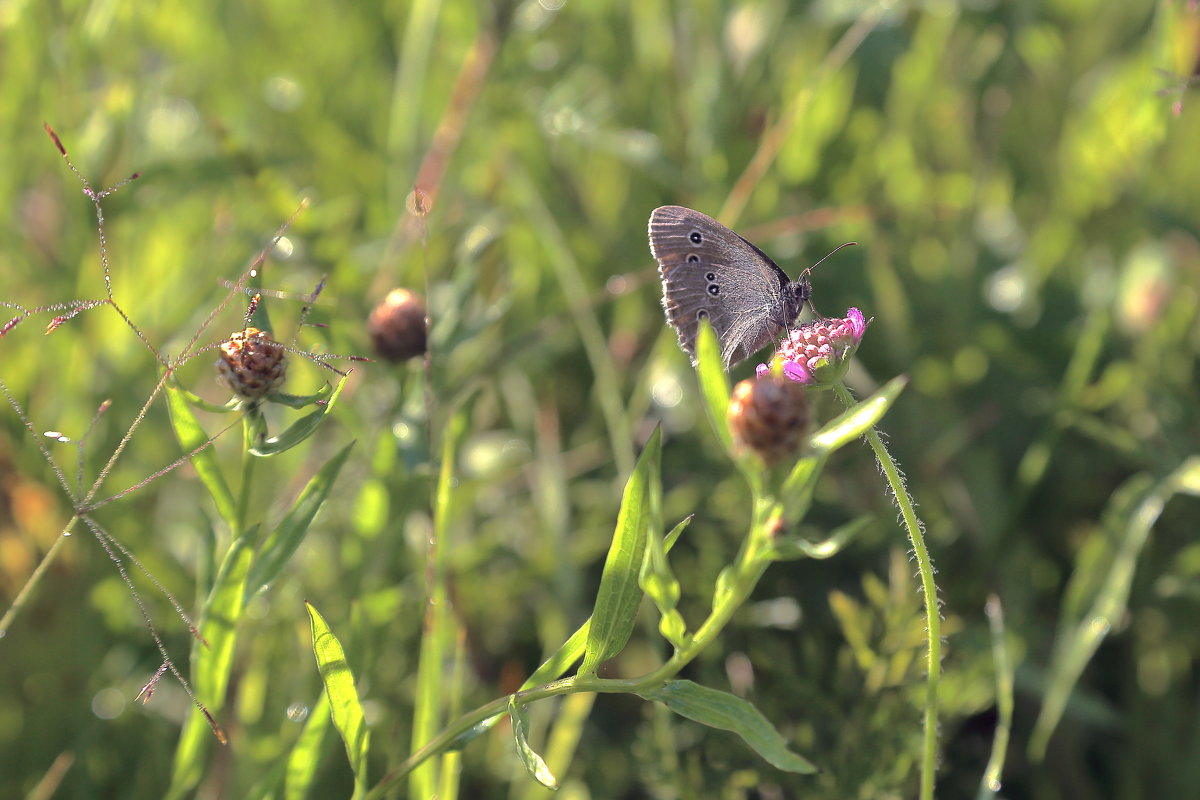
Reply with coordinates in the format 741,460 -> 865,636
782,360 -> 812,383
848,307 -> 865,338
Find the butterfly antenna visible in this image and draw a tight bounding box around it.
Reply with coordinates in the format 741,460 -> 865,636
800,241 -> 858,280
801,241 -> 857,320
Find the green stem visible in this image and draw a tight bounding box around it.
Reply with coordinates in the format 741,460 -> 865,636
0,518 -> 79,638
235,415 -> 258,536
834,382 -> 939,800
368,498 -> 778,799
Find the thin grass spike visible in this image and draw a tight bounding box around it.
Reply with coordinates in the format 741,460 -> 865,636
80,516 -> 223,744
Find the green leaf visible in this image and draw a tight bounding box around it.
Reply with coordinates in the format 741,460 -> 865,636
769,514 -> 872,561
169,528 -> 256,796
778,454 -> 827,525
509,697 -> 559,790
638,423 -> 683,646
246,441 -> 354,599
170,380 -> 241,413
694,321 -> 732,452
250,374 -> 349,456
306,602 -> 370,797
579,426 -> 662,676
639,680 -> 817,774
409,405 -> 471,800
809,375 -> 907,454
1030,456 -> 1200,759
269,382 -> 334,409
165,383 -> 237,527
663,515 -> 693,551
448,518 -> 692,750
286,693 -> 332,800
711,565 -> 738,609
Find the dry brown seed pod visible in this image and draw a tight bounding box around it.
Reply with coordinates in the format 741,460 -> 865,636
368,288 -> 427,362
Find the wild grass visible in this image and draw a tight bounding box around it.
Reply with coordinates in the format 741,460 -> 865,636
2,1 -> 1199,798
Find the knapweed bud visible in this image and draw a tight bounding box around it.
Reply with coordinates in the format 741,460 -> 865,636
756,307 -> 870,386
727,373 -> 810,465
368,288 -> 427,362
216,327 -> 287,399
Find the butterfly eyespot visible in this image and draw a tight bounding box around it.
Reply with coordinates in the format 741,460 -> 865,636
687,254 -> 700,263
696,310 -> 708,320
689,231 -> 703,244
707,284 -> 720,296
705,272 -> 716,281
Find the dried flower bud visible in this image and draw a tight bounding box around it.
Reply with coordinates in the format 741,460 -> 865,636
216,327 -> 287,399
727,373 -> 810,465
369,288 -> 427,362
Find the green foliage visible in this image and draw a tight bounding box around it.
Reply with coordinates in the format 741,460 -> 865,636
580,425 -> 661,676
638,680 -> 816,774
306,602 -> 370,799
1,1 -> 1198,799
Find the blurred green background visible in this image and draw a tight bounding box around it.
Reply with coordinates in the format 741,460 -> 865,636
2,0 -> 1198,797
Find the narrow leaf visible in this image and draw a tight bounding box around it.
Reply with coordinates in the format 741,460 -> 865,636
579,426 -> 662,676
769,514 -> 872,561
250,375 -> 349,456
166,383 -> 237,526
270,382 -> 334,409
663,515 -> 693,551
448,522 -> 693,750
169,529 -> 256,795
778,454 -> 827,525
509,697 -> 559,790
170,380 -> 241,413
286,694 -> 332,800
809,375 -> 907,454
694,321 -> 732,452
410,406 -> 471,799
246,441 -> 354,598
306,602 -> 370,797
639,423 -> 682,646
1030,456 -> 1200,759
639,680 -> 816,774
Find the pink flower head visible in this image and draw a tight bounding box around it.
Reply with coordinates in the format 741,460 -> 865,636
756,308 -> 870,386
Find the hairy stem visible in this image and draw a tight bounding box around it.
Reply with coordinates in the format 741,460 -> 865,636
834,381 -> 940,800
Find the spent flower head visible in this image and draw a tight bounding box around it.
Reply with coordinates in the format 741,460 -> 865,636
368,288 -> 428,362
756,307 -> 870,387
728,373 -> 810,465
216,326 -> 288,400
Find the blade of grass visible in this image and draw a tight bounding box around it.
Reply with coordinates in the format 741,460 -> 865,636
977,594 -> 1013,799
286,693 -> 332,800
166,383 -> 237,527
507,165 -> 635,478
409,407 -> 469,799
307,602 -> 370,798
1030,457 -> 1200,759
167,528 -> 256,799
246,441 -> 355,599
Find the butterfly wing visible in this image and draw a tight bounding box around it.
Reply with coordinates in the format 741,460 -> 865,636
648,205 -> 793,366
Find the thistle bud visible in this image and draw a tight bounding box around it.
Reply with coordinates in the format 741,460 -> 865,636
216,327 -> 287,399
368,288 -> 427,362
727,373 -> 810,465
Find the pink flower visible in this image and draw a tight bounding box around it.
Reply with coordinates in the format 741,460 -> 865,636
756,308 -> 871,386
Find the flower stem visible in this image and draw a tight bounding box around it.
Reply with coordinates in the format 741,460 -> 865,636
834,381 -> 939,800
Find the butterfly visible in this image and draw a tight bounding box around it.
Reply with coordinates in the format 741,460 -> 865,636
649,205 -> 816,368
